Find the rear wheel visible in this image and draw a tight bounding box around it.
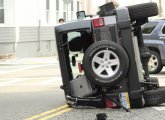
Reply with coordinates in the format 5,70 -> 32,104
148,51 -> 163,74
83,40 -> 129,87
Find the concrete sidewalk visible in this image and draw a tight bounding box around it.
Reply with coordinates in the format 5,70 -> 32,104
0,56 -> 58,65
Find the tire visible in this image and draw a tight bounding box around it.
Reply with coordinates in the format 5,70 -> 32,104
127,2 -> 158,21
83,40 -> 129,87
148,51 -> 163,74
143,87 -> 165,106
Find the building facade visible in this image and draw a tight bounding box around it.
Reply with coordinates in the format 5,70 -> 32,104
0,0 -> 81,57
1,0 -> 164,58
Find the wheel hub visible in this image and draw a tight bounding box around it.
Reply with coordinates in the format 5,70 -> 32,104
148,54 -> 158,72
92,50 -> 120,78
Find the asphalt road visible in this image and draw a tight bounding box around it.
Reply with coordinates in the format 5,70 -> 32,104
0,58 -> 66,120
0,57 -> 165,120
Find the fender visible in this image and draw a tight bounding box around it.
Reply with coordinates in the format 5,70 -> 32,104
144,39 -> 165,65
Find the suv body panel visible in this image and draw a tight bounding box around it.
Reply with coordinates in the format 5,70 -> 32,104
55,7 -> 144,108
55,19 -> 92,33
143,20 -> 165,65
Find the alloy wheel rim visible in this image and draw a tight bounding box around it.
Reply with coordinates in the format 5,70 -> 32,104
148,54 -> 158,72
92,50 -> 120,78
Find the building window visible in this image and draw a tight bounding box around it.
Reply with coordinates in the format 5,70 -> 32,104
71,13 -> 74,20
56,0 -> 60,23
46,0 -> 50,23
63,12 -> 66,21
56,0 -> 59,11
63,1 -> 67,21
71,1 -> 73,11
46,0 -> 49,10
77,1 -> 79,11
0,0 -> 4,23
70,1 -> 74,20
56,12 -> 59,23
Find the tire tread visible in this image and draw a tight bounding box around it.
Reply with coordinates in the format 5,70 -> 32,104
127,2 -> 158,20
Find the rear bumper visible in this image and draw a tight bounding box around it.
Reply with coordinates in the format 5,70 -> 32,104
66,95 -> 105,108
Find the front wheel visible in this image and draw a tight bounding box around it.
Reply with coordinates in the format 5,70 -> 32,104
148,51 -> 163,74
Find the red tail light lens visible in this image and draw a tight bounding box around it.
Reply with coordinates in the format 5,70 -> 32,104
92,18 -> 105,28
78,63 -> 83,73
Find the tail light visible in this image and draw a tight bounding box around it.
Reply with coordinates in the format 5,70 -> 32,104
78,63 -> 83,73
92,18 -> 105,28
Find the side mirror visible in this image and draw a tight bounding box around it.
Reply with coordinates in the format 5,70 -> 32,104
76,11 -> 86,19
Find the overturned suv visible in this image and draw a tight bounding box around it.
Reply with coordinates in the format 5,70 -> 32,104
55,2 -> 165,111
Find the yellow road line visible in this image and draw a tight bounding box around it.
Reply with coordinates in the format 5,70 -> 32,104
25,105 -> 68,120
39,108 -> 73,120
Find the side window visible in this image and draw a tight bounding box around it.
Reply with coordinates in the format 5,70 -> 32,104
67,31 -> 93,52
142,22 -> 158,34
62,31 -> 93,53
162,25 -> 165,34
67,32 -> 84,78
67,32 -> 81,41
46,0 -> 50,23
62,30 -> 93,79
67,32 -> 82,52
0,0 -> 4,23
77,1 -> 80,11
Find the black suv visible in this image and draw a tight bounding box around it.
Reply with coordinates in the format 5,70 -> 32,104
143,19 -> 165,74
55,2 -> 165,109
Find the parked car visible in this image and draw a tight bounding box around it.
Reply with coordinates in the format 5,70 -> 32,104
142,19 -> 165,74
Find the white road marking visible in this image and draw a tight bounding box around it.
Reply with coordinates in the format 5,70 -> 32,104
150,75 -> 165,78
38,77 -> 62,85
0,77 -> 62,87
0,64 -> 55,75
0,78 -> 32,86
152,107 -> 165,111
